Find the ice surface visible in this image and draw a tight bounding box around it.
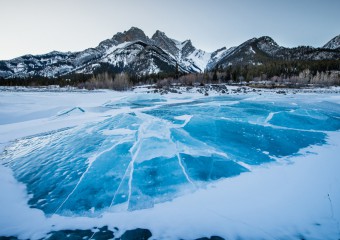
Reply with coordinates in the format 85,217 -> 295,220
1,92 -> 338,217
1,88 -> 340,239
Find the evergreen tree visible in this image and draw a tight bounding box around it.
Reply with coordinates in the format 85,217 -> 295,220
213,69 -> 218,82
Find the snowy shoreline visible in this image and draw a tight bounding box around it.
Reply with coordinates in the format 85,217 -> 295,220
0,87 -> 339,240
1,84 -> 340,95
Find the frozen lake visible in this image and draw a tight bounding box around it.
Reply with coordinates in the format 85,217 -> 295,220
1,86 -> 340,239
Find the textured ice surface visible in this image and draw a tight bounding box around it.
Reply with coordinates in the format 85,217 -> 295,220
1,94 -> 339,218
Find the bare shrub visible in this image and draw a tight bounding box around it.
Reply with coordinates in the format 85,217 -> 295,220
113,72 -> 130,91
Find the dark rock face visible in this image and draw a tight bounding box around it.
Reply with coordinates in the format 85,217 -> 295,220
181,40 -> 196,58
0,229 -> 226,240
112,27 -> 151,45
195,236 -> 225,240
45,226 -> 114,240
152,30 -> 179,57
254,36 -> 281,56
118,228 -> 152,240
36,227 -> 151,240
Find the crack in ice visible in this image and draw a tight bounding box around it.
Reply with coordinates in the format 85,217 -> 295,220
54,137 -> 131,214
264,111 -> 279,125
327,193 -> 340,237
109,162 -> 131,208
126,115 -> 146,210
126,138 -> 142,210
176,151 -> 195,187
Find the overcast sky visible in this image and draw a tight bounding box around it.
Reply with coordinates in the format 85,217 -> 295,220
0,0 -> 339,60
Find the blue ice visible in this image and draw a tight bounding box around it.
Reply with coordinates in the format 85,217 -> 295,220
1,95 -> 339,216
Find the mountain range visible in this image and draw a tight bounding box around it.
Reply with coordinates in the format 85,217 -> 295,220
0,27 -> 339,79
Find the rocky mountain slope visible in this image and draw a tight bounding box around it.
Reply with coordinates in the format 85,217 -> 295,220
0,27 -> 215,79
0,27 -> 339,79
209,36 -> 340,69
323,35 -> 340,49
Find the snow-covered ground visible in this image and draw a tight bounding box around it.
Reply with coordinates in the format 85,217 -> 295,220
0,86 -> 340,240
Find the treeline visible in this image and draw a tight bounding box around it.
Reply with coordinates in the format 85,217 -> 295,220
154,60 -> 340,87
0,59 -> 339,89
0,73 -> 91,88
219,59 -> 340,83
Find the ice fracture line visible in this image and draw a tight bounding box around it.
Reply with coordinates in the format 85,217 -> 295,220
54,138 -> 130,214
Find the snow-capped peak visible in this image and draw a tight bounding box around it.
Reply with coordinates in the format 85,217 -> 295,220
254,36 -> 281,55
151,31 -> 212,72
1,28 -> 339,79
323,34 -> 340,49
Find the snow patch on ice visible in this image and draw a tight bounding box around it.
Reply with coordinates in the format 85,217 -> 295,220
101,129 -> 136,136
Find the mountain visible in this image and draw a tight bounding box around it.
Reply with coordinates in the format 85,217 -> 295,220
208,36 -> 340,69
0,28 -> 339,79
323,35 -> 340,50
0,27 -> 216,79
151,30 -> 212,72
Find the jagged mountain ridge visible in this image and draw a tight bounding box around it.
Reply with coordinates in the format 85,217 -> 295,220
209,36 -> 340,69
0,27 -> 339,79
0,27 -> 214,79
